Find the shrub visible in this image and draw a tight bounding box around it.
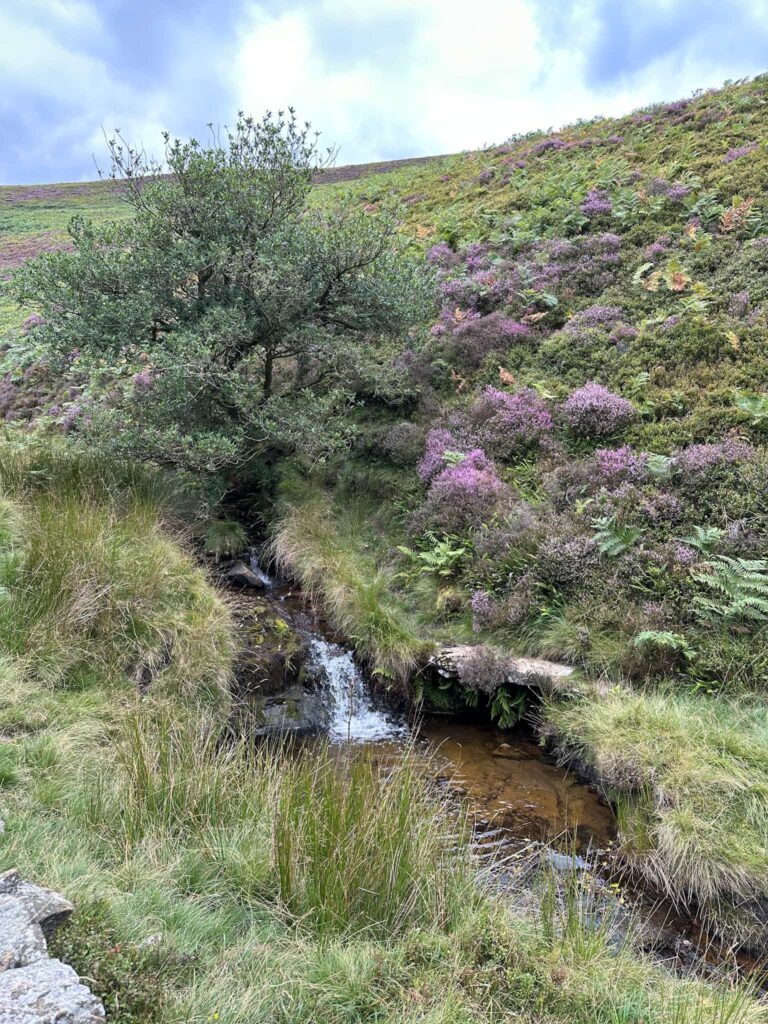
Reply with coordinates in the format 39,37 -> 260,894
592,445 -> 648,485
562,382 -> 636,437
448,312 -> 532,369
469,386 -> 553,460
421,449 -> 510,532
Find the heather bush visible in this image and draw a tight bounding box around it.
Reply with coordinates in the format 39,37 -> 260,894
535,533 -> 596,588
592,445 -> 648,485
445,312 -> 532,369
418,449 -> 510,532
562,382 -> 636,438
468,385 -> 552,459
379,420 -> 424,465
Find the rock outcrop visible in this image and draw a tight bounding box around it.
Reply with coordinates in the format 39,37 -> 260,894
0,870 -> 103,1023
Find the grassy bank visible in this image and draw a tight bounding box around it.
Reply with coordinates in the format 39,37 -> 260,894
0,446 -> 761,1022
271,477 -> 431,683
545,689 -> 768,940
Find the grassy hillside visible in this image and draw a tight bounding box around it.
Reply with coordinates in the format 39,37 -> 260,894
3,74 -> 768,965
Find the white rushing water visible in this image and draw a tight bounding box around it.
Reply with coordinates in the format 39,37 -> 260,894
305,635 -> 409,743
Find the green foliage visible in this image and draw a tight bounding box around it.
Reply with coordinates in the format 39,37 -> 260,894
591,516 -> 642,558
397,532 -> 468,582
692,555 -> 768,624
681,525 -> 724,554
489,685 -> 527,729
9,112 -> 429,473
204,519 -> 248,560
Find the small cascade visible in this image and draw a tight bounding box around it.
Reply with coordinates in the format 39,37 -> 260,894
304,635 -> 409,743
248,548 -> 275,588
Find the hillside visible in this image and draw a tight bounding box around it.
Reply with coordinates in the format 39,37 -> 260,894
1,76 -> 768,1020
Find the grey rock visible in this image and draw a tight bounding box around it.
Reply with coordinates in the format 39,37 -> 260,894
0,897 -> 47,970
431,646 -> 574,690
250,686 -> 328,739
226,560 -> 265,589
0,958 -> 104,1022
0,871 -> 73,936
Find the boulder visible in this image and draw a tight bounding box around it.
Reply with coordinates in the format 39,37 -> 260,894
226,560 -> 266,589
0,870 -> 74,937
0,958 -> 104,1023
430,646 -> 575,691
0,898 -> 47,970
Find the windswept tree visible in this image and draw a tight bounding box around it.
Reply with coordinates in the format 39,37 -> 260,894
11,112 -> 429,472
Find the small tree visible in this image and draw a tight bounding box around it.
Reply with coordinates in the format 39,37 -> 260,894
11,111 -> 428,472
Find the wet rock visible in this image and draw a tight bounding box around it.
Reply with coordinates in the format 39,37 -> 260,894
0,958 -> 104,1022
226,560 -> 265,589
232,600 -> 308,697
492,743 -> 527,760
250,686 -> 328,739
541,849 -> 589,873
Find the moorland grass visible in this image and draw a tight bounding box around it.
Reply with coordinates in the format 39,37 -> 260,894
545,688 -> 768,929
271,481 -> 430,682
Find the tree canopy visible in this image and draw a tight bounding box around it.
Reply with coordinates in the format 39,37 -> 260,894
12,111 -> 429,472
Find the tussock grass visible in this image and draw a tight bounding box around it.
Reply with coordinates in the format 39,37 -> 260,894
0,441 -> 233,704
271,483 -> 430,683
545,689 -> 768,918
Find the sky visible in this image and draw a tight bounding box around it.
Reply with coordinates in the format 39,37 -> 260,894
2,0 -> 768,184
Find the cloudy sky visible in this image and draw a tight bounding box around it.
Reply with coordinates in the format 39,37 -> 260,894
2,0 -> 768,184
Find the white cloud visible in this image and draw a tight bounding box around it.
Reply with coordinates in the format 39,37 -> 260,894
234,0 -> 767,162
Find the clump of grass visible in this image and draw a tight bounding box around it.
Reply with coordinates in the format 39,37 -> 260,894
0,443 -> 234,705
545,688 -> 768,930
204,519 -> 249,560
274,744 -> 472,937
271,482 -> 430,683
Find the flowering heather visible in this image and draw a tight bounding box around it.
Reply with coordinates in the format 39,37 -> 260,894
470,386 -> 552,458
478,170 -> 494,184
381,421 -> 423,465
562,382 -> 636,437
593,446 -> 648,484
581,189 -> 613,217
418,428 -> 463,482
423,449 -> 509,531
728,291 -> 750,317
564,305 -> 625,332
0,232 -> 73,278
660,315 -> 682,332
673,543 -> 699,566
536,534 -> 596,587
471,590 -> 497,632
674,439 -> 754,476
132,370 -> 154,390
427,241 -> 459,267
722,141 -> 758,164
61,405 -> 83,433
644,237 -> 670,260
449,313 -> 532,369
531,137 -> 568,155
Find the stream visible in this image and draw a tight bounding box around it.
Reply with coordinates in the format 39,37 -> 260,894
244,558 -> 760,980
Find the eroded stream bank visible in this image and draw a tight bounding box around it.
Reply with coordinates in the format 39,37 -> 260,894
223,556 -> 763,982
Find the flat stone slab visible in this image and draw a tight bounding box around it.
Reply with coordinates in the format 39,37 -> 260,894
431,646 -> 574,689
0,870 -> 73,935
